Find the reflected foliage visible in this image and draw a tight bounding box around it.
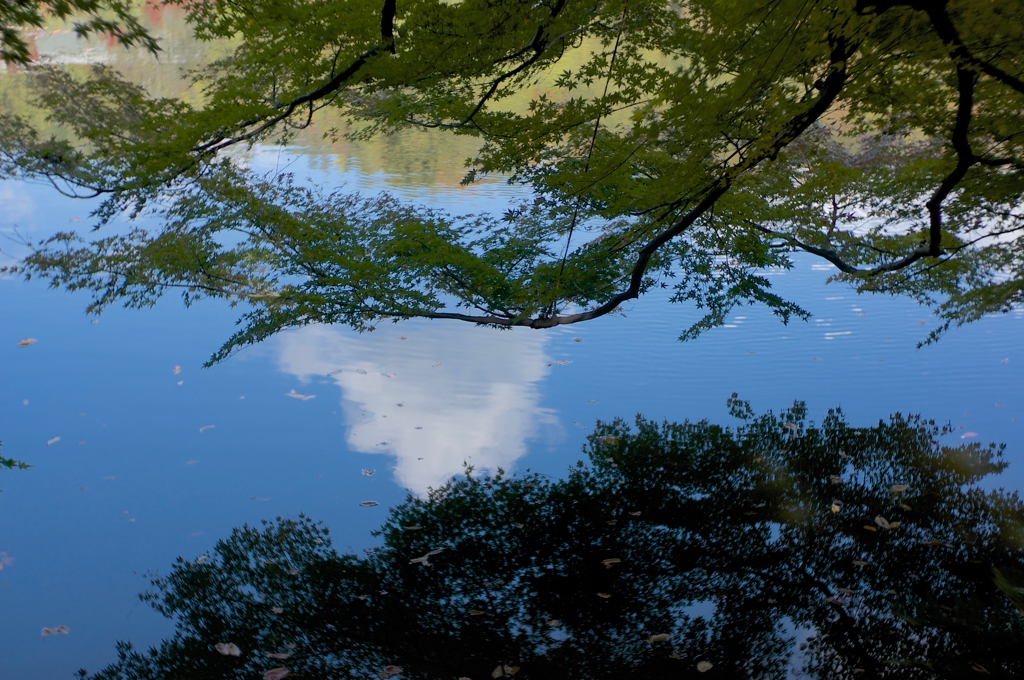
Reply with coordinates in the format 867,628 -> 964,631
0,441 -> 30,493
83,401 -> 1024,679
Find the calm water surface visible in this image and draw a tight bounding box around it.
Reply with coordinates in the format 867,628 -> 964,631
1,19 -> 1023,680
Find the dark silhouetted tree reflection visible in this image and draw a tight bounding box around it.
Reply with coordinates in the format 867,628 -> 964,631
83,399 -> 1024,680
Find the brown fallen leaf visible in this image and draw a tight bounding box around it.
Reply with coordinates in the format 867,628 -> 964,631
597,592 -> 612,599
470,610 -> 486,616
359,501 -> 379,507
601,558 -> 621,568
263,668 -> 290,680
647,633 -> 670,643
853,560 -> 869,567
17,338 -> 37,347
215,642 -> 241,656
380,666 -> 403,677
173,365 -> 181,375
41,626 -> 70,637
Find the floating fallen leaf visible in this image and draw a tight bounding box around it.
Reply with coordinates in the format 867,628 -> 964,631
597,592 -> 612,598
838,588 -> 857,595
41,626 -> 70,637
601,558 -> 621,568
961,432 -> 978,438
830,501 -> 842,514
470,610 -> 486,615
492,666 -> 504,679
811,357 -> 821,361
272,607 -> 284,614
504,666 -> 519,675
573,337 -> 584,342
403,525 -> 422,531
588,399 -> 599,403
647,633 -> 670,643
195,554 -> 208,564
284,390 -> 315,401
47,436 -> 60,445
385,372 -> 397,378
328,369 -> 343,375
1002,358 -> 1009,364
829,475 -> 842,485
853,560 -> 869,567
864,525 -> 877,532
398,336 -> 407,340
547,619 -> 561,627
697,661 -> 713,673
892,484 -> 909,493
547,360 -> 572,366
215,642 -> 241,656
900,503 -> 912,511
359,501 -> 379,507
362,469 -> 376,476
381,666 -> 403,677
173,365 -> 181,375
574,421 -> 585,429
432,361 -> 442,367
396,402 -> 404,407
17,338 -> 37,347
874,516 -> 891,530
263,668 -> 290,680
178,380 -> 184,385
267,652 -> 292,660
357,369 -> 367,374
199,425 -> 215,432
629,511 -> 641,516
606,520 -> 618,526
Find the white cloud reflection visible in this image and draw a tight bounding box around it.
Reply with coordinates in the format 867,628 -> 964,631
277,323 -> 557,494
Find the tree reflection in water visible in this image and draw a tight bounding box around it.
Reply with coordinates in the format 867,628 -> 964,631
82,399 -> 1024,680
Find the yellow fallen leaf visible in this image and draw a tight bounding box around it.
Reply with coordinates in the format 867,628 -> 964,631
892,484 -> 909,493
597,592 -> 612,599
492,665 -> 504,678
697,661 -> 713,673
863,526 -> 877,532
830,501 -> 842,514
874,516 -> 891,530
648,633 -> 670,643
470,610 -> 486,616
17,338 -> 37,347
601,558 -> 621,568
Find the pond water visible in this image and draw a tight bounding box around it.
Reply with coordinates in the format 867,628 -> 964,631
2,16 -> 1024,680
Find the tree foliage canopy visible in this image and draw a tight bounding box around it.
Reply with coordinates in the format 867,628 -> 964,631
2,0 -> 1023,361
80,401 -> 1024,679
